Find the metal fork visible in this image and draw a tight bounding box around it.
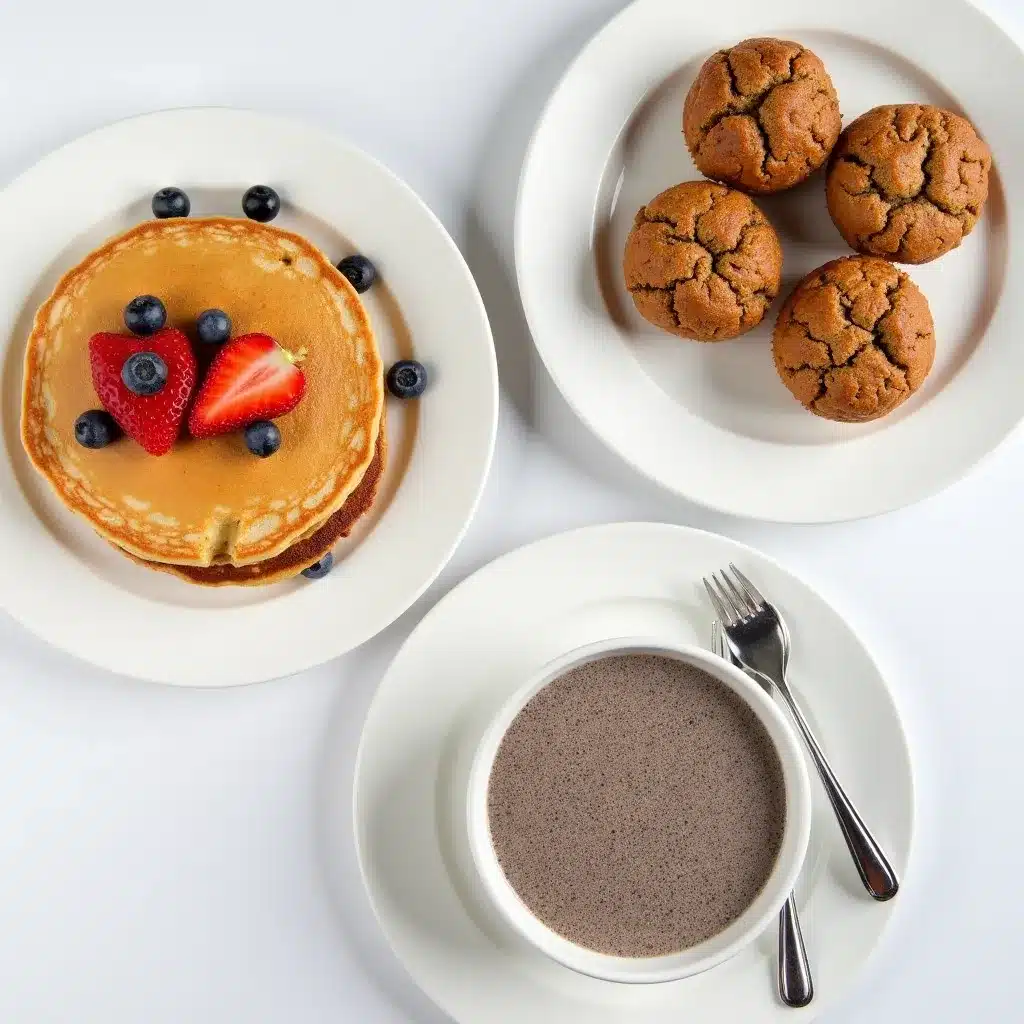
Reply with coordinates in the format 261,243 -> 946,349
704,565 -> 899,903
712,621 -> 813,1008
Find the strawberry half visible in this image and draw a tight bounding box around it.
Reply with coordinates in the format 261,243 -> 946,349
188,333 -> 306,439
88,328 -> 197,456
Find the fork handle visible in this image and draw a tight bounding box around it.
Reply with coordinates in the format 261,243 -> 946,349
773,676 -> 899,902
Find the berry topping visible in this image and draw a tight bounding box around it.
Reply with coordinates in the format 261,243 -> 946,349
151,187 -> 191,219
88,328 -> 197,456
188,333 -> 306,439
196,308 -> 232,345
386,360 -> 428,399
242,185 -> 281,223
121,351 -> 168,396
337,254 -> 377,293
244,419 -> 281,458
124,295 -> 167,336
302,552 -> 334,580
74,410 -> 121,449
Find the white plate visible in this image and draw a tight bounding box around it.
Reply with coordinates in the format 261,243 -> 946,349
516,0 -> 1022,522
0,108 -> 497,686
354,522 -> 914,1023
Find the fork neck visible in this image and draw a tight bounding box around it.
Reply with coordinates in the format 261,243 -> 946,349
737,641 -> 786,687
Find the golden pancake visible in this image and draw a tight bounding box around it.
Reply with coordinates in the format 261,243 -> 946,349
124,423 -> 386,586
22,217 -> 384,567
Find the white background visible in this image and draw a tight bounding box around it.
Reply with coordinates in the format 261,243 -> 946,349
0,0 -> 1020,1020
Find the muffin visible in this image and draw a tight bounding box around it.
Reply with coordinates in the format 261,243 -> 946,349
683,38 -> 841,195
623,180 -> 782,341
826,104 -> 991,264
772,255 -> 935,422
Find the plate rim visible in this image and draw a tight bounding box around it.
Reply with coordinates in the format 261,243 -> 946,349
352,519 -> 916,1024
514,0 -> 1024,524
0,106 -> 498,686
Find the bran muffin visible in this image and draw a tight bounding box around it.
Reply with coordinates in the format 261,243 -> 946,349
772,255 -> 935,422
623,180 -> 782,341
826,104 -> 991,264
683,38 -> 841,195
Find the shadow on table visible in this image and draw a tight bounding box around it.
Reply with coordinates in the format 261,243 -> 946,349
315,598 -> 454,1024
312,7 -> 743,1019
458,2 -> 727,538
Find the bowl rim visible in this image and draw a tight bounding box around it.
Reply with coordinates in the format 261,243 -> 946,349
465,635 -> 813,985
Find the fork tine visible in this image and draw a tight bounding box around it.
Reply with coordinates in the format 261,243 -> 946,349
711,619 -> 722,658
714,571 -> 748,623
721,569 -> 757,617
729,563 -> 767,610
703,576 -> 735,626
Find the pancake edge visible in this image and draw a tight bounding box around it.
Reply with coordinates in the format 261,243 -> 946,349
21,216 -> 385,567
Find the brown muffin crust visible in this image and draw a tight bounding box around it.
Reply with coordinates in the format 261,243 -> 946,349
772,255 -> 935,422
826,104 -> 991,264
683,38 -> 841,195
623,180 -> 782,341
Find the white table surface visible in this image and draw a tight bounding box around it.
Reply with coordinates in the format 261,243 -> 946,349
0,1 -> 1020,1020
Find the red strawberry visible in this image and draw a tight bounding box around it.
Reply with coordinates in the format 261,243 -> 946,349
188,333 -> 306,439
88,328 -> 197,456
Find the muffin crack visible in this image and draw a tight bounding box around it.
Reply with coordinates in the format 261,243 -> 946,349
693,58 -> 808,151
624,181 -> 782,341
629,212 -> 766,318
826,104 -> 991,262
684,38 -> 841,194
772,255 -> 935,422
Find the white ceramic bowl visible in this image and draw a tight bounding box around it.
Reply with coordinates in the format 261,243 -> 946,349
466,636 -> 812,984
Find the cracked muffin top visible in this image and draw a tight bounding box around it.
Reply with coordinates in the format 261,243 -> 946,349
622,180 -> 782,342
683,37 -> 841,195
826,104 -> 991,264
772,255 -> 935,423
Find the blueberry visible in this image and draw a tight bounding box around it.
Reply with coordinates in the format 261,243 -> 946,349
151,187 -> 190,219
123,295 -> 167,336
337,254 -> 377,293
386,360 -> 428,399
242,185 -> 281,222
196,308 -> 232,345
121,352 -> 168,396
244,419 -> 281,458
74,410 -> 121,449
302,551 -> 334,580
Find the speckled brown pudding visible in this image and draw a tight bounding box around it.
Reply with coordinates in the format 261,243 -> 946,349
683,37 -> 841,195
826,104 -> 991,264
772,255 -> 935,423
623,180 -> 782,341
486,654 -> 786,958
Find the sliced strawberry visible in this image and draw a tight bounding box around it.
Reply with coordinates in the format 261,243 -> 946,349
88,328 -> 197,456
188,333 -> 306,439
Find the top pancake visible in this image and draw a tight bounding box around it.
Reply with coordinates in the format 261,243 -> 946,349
22,217 -> 384,566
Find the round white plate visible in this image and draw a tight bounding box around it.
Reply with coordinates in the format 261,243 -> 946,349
0,108 -> 497,685
354,522 -> 914,1023
516,0 -> 1022,522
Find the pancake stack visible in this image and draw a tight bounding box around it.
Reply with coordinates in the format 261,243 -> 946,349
21,216 -> 385,585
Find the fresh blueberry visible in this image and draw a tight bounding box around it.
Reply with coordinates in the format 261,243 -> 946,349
196,308 -> 232,345
151,187 -> 191,219
302,551 -> 334,580
74,410 -> 121,449
242,185 -> 281,222
337,254 -> 377,293
121,352 -> 168,396
244,419 -> 281,458
386,360 -> 428,399
123,295 -> 167,336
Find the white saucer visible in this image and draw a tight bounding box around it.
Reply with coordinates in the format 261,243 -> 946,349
515,0 -> 1023,522
0,108 -> 497,685
354,522 -> 914,1023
